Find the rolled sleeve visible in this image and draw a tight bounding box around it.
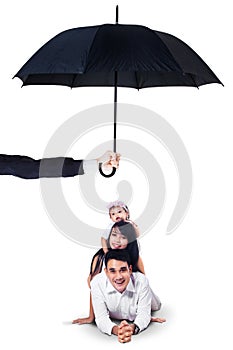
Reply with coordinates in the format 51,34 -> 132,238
83,159 -> 98,174
90,278 -> 116,335
133,277 -> 152,332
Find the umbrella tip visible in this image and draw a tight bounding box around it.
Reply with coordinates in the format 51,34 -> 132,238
116,5 -> 119,24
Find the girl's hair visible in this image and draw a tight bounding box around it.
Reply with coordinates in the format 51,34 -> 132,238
90,220 -> 140,278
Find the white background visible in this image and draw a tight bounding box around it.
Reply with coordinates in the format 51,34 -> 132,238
1,0 -> 232,349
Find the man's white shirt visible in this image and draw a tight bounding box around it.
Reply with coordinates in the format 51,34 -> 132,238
90,271 -> 156,335
83,159 -> 98,174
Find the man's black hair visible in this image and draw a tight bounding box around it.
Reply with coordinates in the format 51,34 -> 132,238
105,249 -> 132,268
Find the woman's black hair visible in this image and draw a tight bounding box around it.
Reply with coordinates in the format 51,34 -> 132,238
90,220 -> 140,278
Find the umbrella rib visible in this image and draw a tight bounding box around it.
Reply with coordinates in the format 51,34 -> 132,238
84,25 -> 104,74
134,71 -> 140,90
151,29 -> 185,74
187,73 -> 199,88
70,74 -> 77,89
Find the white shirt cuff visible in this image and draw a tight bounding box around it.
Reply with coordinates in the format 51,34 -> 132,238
83,159 -> 98,174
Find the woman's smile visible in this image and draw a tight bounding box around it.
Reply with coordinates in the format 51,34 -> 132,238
111,242 -> 123,249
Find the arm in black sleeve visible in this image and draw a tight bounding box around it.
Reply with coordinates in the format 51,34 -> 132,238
0,154 -> 84,179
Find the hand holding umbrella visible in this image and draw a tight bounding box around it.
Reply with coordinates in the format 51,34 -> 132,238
97,150 -> 121,173
0,151 -> 120,179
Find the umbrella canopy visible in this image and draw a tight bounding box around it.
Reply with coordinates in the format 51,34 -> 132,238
14,7 -> 222,177
15,24 -> 221,88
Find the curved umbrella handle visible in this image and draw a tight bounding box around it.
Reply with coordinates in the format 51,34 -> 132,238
98,163 -> 116,178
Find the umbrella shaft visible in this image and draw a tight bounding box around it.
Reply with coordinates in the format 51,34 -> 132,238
113,5 -> 119,153
114,71 -> 117,152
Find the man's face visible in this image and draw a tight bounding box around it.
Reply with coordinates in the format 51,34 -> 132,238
105,259 -> 132,293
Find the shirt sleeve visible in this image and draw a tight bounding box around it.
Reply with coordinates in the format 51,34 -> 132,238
133,276 -> 152,332
90,278 -> 116,335
83,159 -> 98,174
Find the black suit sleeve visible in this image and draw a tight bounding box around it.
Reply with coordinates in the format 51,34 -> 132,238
0,154 -> 84,179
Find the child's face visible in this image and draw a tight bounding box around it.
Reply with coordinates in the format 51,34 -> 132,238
109,206 -> 128,222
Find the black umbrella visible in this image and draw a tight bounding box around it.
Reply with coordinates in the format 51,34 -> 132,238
14,6 -> 222,177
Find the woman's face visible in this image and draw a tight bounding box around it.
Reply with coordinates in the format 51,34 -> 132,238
109,206 -> 128,222
109,226 -> 128,249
